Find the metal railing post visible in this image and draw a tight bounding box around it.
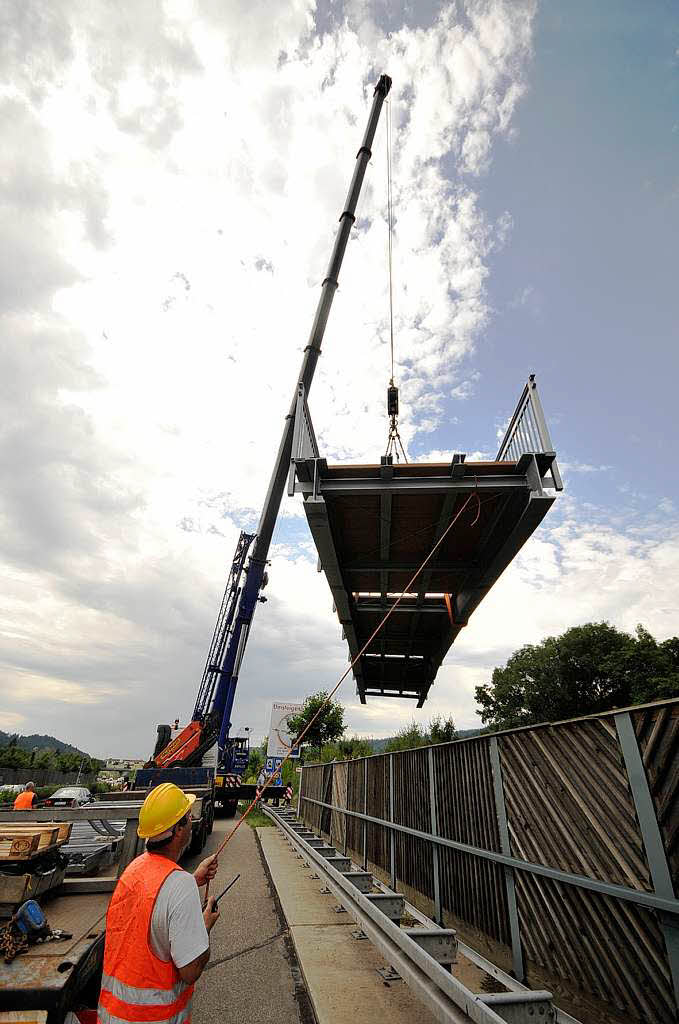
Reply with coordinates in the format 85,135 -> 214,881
489,736 -> 525,982
615,712 -> 679,1014
427,747 -> 443,925
389,754 -> 396,890
363,758 -> 368,871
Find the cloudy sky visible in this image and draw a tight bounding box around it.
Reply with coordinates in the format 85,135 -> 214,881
1,0 -> 677,758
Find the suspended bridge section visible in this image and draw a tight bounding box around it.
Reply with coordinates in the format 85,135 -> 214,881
288,375 -> 563,706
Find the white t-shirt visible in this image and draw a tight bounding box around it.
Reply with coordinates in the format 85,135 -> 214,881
149,870 -> 209,969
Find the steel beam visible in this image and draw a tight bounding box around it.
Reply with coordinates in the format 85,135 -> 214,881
428,747 -> 443,925
356,601 -> 452,614
407,490 -> 457,666
615,712 -> 679,1014
490,736 -> 525,982
298,473 -> 530,496
363,757 -> 368,871
343,560 -> 476,573
389,753 -> 397,890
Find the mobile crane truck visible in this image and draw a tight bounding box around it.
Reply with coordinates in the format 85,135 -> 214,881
134,75 -> 393,826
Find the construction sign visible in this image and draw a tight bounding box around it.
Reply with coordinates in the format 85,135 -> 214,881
267,701 -> 303,759
265,757 -> 283,785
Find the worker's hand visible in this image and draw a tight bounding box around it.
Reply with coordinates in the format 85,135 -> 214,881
193,855 -> 218,887
203,897 -> 220,932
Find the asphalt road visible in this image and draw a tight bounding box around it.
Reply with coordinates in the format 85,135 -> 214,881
184,814 -> 306,1024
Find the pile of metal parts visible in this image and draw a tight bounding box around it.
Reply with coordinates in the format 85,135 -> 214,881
266,807 -> 558,1024
61,818 -> 123,875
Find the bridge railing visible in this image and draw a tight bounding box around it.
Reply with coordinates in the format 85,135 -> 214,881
496,374 -> 563,490
299,699 -> 679,1024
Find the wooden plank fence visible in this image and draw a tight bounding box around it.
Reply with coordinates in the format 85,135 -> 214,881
298,698 -> 679,1024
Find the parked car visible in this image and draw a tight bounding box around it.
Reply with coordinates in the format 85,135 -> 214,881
43,786 -> 95,808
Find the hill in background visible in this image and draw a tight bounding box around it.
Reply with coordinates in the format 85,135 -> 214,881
370,727 -> 481,752
0,731 -> 92,758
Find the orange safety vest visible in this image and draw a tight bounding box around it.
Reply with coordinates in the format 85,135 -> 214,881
98,853 -> 195,1024
13,791 -> 34,810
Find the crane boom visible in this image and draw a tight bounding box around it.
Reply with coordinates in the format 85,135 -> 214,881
151,73 -> 392,773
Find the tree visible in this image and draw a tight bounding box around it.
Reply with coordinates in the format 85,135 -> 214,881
245,742 -> 266,782
384,721 -> 430,753
0,745 -> 30,768
286,691 -> 346,760
34,750 -> 55,771
429,714 -> 458,744
319,736 -> 374,762
475,622 -> 679,732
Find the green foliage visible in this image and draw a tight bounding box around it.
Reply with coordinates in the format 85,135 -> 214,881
382,715 -> 459,753
243,739 -> 275,781
286,691 -> 346,760
428,715 -> 459,744
0,746 -> 31,768
475,622 -> 679,732
0,731 -> 94,758
244,741 -> 266,783
384,722 -> 430,753
0,744 -> 98,774
281,760 -> 298,789
317,736 -> 374,763
238,802 -> 274,829
90,781 -> 113,794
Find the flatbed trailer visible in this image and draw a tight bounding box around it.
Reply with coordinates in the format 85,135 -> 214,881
0,801 -> 175,1022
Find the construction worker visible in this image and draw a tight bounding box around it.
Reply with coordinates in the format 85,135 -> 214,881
13,782 -> 37,810
98,783 -> 219,1024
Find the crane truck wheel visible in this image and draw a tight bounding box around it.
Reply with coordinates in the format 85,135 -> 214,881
206,800 -> 214,834
189,819 -> 207,856
224,797 -> 238,818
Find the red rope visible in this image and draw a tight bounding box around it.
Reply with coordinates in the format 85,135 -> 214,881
203,490 -> 480,896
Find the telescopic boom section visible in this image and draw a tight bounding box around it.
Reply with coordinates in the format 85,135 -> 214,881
152,74 -> 392,767
213,73 -> 392,751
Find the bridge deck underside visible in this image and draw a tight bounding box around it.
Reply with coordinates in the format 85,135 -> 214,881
299,459 -> 554,706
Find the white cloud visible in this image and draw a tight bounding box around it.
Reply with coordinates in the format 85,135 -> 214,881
12,1 -> 674,758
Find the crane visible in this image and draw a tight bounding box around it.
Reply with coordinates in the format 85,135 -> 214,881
145,74 -> 393,814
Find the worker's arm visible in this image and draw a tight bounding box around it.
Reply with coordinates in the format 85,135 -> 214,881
177,900 -> 219,984
177,948 -> 209,985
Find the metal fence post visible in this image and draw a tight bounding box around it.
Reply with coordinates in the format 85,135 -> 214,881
389,754 -> 396,891
489,736 -> 525,982
363,758 -> 368,871
298,765 -> 304,820
615,712 -> 679,1014
428,746 -> 443,925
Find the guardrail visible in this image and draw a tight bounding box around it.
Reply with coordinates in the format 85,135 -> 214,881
298,700 -> 679,1024
267,807 -> 555,1024
496,375 -> 563,490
